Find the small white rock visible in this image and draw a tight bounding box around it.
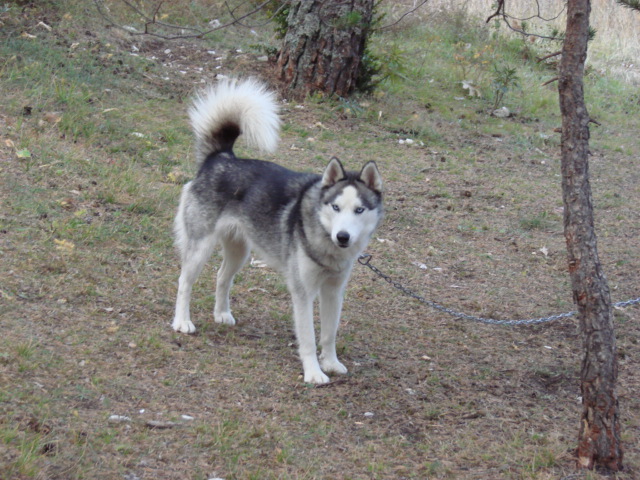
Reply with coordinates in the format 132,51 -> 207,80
492,106 -> 511,118
108,415 -> 132,423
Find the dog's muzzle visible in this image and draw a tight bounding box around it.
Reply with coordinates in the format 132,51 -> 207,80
336,231 -> 350,248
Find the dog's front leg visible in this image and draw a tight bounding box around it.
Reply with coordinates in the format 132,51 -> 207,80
290,289 -> 329,385
318,276 -> 349,375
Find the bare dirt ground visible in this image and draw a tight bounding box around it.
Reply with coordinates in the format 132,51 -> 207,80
1,7 -> 639,480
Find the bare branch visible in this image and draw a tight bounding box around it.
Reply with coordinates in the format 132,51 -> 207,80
118,0 -> 149,20
92,0 -> 278,40
503,19 -> 561,40
486,0 -> 506,24
513,0 -> 566,22
486,0 -> 566,41
537,51 -> 562,62
225,0 -> 289,29
376,0 -> 430,31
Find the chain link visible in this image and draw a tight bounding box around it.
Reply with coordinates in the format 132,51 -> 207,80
358,254 -> 640,326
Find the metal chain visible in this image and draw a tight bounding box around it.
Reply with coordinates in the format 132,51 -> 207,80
358,254 -> 640,326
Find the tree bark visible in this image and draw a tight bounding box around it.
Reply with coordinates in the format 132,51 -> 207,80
558,0 -> 623,472
276,0 -> 374,99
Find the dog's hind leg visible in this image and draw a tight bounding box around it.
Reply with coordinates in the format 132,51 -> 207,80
213,236 -> 249,325
173,236 -> 216,334
318,276 -> 349,375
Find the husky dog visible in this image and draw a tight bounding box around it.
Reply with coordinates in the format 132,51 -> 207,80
172,78 -> 383,384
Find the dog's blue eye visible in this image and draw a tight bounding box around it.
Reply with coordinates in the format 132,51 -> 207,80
355,207 -> 365,214
332,204 -> 340,212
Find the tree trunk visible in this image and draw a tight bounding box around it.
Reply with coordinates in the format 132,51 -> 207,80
276,0 -> 374,99
558,0 -> 623,472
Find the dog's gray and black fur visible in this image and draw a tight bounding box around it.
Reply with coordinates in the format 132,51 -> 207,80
172,78 -> 383,384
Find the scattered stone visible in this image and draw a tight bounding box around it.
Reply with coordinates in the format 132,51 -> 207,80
108,415 -> 132,423
145,420 -> 183,429
492,106 -> 511,118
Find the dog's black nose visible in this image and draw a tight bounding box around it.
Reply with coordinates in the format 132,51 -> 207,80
336,231 -> 350,247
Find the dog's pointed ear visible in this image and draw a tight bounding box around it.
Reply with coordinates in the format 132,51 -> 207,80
322,157 -> 346,187
359,161 -> 383,194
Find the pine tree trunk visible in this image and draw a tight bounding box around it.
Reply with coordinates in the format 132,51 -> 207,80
276,0 -> 374,99
558,0 -> 623,471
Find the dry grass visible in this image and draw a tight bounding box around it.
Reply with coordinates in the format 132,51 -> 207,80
426,0 -> 640,83
1,1 -> 639,479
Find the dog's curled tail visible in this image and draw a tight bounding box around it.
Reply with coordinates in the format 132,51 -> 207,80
189,77 -> 280,168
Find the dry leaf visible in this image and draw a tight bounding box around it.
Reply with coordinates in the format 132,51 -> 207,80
54,239 -> 75,252
16,149 -> 31,159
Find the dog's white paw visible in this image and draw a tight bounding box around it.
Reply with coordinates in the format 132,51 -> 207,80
214,311 -> 236,325
320,355 -> 348,375
172,318 -> 196,334
304,369 -> 331,385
